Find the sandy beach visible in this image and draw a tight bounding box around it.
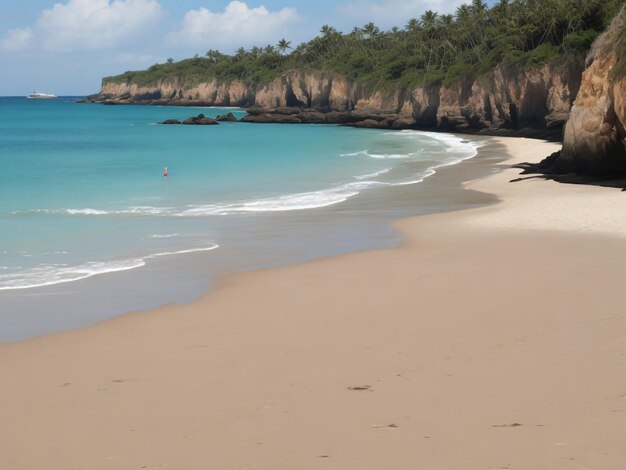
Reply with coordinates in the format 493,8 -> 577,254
1,136 -> 625,469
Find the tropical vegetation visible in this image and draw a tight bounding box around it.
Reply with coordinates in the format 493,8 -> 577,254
104,0 -> 626,90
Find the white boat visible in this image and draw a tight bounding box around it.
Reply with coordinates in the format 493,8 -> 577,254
27,91 -> 57,100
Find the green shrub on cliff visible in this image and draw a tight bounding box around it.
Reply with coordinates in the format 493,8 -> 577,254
103,0 -> 626,90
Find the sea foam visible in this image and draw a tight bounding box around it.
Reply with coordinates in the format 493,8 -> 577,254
340,150 -> 410,159
0,244 -> 219,291
354,168 -> 392,180
0,258 -> 147,290
180,185 -> 368,216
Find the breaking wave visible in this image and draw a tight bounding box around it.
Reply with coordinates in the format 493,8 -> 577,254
0,244 -> 219,291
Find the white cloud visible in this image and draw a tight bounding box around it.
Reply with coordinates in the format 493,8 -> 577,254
29,0 -> 163,52
337,0 -> 468,27
168,1 -> 299,50
1,28 -> 34,51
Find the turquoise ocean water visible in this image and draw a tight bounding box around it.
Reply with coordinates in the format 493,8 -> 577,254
0,97 -> 481,340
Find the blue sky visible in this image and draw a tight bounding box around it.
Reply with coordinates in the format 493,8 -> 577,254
0,0 -> 496,95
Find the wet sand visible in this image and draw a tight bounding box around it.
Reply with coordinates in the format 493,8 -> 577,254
1,137 -> 625,469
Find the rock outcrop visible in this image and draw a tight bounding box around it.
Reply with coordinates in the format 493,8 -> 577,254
184,114 -> 219,125
84,62 -> 584,138
240,113 -> 301,124
161,114 -> 219,125
216,112 -> 237,122
554,7 -> 626,174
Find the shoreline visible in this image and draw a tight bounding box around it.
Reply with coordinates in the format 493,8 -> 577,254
0,129 -> 493,343
2,136 -> 626,469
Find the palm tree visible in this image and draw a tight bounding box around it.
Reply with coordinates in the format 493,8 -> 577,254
292,42 -> 310,63
456,4 -> 472,25
405,18 -> 419,33
277,38 -> 292,55
361,22 -> 380,39
420,10 -> 438,33
205,49 -> 222,63
439,14 -> 454,30
455,4 -> 480,48
318,25 -> 341,59
320,25 -> 337,37
492,0 -> 509,15
490,0 -> 510,27
470,0 -> 488,17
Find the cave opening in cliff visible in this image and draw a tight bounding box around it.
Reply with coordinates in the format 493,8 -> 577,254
508,103 -> 518,129
286,86 -> 308,108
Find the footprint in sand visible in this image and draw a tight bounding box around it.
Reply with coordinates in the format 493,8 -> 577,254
347,385 -> 372,391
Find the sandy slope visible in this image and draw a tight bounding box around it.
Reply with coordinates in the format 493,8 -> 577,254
1,137 -> 625,470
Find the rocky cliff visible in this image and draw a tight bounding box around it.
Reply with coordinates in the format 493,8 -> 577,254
85,61 -> 583,138
555,6 -> 626,174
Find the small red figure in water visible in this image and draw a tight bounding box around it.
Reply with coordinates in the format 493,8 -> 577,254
163,166 -> 168,177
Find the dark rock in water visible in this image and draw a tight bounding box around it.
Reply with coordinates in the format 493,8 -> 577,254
195,117 -> 219,125
324,111 -> 358,124
216,112 -> 237,122
298,110 -> 327,124
182,114 -> 219,125
391,117 -> 416,129
274,106 -> 303,115
349,119 -> 388,129
351,110 -> 388,122
162,119 -> 182,124
241,114 -> 301,124
245,106 -> 274,116
240,108 -> 411,128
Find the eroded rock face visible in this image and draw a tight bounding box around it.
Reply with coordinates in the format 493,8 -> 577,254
85,62 -> 583,137
558,8 -> 626,174
436,62 -> 582,133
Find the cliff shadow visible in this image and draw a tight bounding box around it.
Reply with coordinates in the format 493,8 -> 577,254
510,152 -> 626,190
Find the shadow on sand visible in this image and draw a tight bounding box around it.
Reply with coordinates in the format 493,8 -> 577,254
510,151 -> 626,191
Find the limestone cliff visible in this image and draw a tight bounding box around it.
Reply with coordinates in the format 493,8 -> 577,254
557,7 -> 626,174
87,62 -> 583,137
